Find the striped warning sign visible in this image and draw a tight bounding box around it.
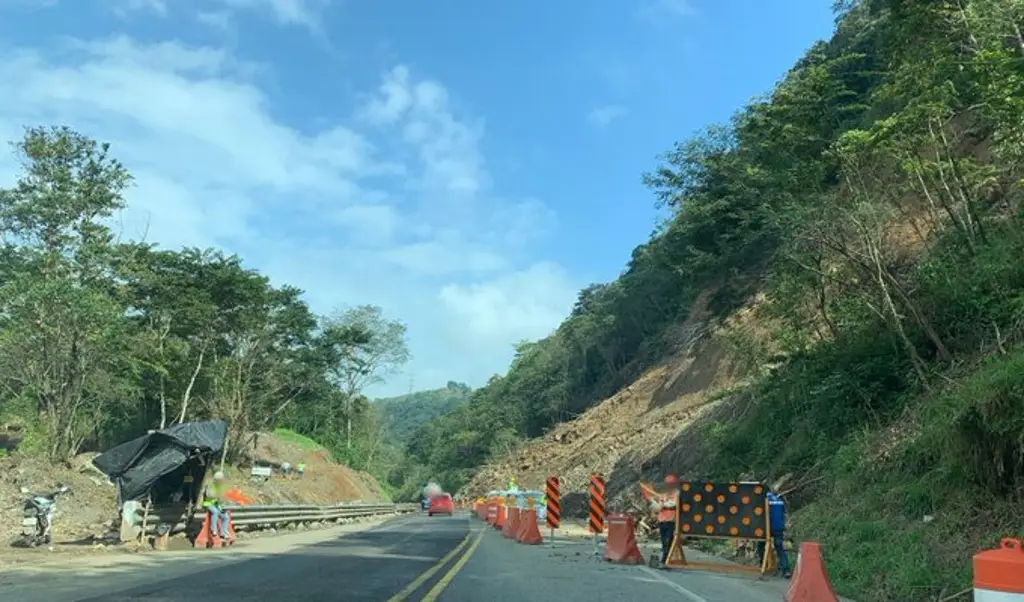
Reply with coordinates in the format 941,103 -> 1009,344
545,476 -> 560,529
588,473 -> 606,534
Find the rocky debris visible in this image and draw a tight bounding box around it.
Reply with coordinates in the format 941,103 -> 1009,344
462,298 -> 749,518
464,350 -> 733,507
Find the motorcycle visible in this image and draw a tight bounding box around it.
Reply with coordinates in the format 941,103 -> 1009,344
17,485 -> 72,547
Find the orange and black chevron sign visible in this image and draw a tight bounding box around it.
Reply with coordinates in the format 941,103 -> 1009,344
545,476 -> 560,529
588,473 -> 606,534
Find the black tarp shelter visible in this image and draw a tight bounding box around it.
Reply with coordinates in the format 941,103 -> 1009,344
92,420 -> 228,503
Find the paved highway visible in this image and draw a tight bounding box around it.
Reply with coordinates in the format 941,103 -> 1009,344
0,512 -> 809,602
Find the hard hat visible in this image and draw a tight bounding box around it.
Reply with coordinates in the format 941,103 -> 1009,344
213,471 -> 225,480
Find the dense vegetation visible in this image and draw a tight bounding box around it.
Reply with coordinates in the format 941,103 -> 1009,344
373,382 -> 471,443
0,126 -> 410,489
401,1 -> 1024,598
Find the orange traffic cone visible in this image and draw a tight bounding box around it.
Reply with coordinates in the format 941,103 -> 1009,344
973,538 -> 1024,600
784,542 -> 838,602
494,504 -> 506,530
193,510 -> 236,548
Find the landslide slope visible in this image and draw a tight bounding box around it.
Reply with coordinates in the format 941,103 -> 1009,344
464,291 -> 747,516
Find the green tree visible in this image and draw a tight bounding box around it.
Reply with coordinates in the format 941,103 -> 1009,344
318,305 -> 410,452
0,126 -> 135,460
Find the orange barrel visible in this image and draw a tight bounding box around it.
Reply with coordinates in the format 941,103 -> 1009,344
974,538 -> 1024,601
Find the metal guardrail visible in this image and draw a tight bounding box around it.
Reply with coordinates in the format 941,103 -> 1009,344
121,500 -> 420,541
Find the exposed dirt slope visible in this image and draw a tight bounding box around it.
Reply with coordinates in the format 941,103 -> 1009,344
463,294 -> 746,518
0,430 -> 385,550
242,430 -> 386,504
0,452 -> 117,546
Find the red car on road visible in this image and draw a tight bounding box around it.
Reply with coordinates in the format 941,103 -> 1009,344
428,493 -> 454,516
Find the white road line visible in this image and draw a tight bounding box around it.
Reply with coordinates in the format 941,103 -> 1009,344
638,566 -> 711,602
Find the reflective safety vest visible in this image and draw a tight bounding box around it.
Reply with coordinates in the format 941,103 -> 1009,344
655,492 -> 677,523
202,482 -> 225,508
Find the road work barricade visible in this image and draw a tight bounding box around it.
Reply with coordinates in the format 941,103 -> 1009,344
494,501 -> 506,529
503,505 -> 520,538
664,480 -> 776,576
603,514 -> 643,564
515,497 -> 544,545
516,509 -> 543,545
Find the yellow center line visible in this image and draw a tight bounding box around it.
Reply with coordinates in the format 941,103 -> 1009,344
420,528 -> 484,601
386,530 -> 472,602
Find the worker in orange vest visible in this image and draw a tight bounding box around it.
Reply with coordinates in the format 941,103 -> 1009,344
649,473 -> 679,566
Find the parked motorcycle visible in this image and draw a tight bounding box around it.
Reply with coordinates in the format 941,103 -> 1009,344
17,485 -> 72,547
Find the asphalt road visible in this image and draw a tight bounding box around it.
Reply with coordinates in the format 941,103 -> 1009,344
0,512 -> 824,602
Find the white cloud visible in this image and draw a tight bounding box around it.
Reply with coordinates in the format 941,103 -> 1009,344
0,34 -> 579,396
439,262 -> 578,344
94,0 -> 332,31
586,104 -> 627,127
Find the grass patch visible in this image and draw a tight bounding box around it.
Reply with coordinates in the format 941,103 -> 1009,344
272,428 -> 325,451
791,347 -> 1024,601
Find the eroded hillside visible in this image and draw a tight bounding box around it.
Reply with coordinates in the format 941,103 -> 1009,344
464,291 -> 751,515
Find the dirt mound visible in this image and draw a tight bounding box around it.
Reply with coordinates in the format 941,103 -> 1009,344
241,430 -> 387,504
0,452 -> 117,548
0,429 -> 386,557
463,293 -> 743,517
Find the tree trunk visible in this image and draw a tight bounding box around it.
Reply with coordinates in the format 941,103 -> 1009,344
159,374 -> 167,430
346,410 -> 353,450
176,347 -> 204,424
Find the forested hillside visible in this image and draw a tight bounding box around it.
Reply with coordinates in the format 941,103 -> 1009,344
400,1 -> 1024,599
374,382 -> 471,443
0,126 -> 409,488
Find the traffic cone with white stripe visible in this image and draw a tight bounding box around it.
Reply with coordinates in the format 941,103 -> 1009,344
974,538 -> 1024,601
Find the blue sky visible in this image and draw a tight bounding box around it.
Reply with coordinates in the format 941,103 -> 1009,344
0,0 -> 836,397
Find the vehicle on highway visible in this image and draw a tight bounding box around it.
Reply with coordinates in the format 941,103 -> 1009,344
16,484 -> 72,547
428,493 -> 454,516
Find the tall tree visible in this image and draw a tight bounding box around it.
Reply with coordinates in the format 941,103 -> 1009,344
320,305 -> 410,451
0,126 -> 134,460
